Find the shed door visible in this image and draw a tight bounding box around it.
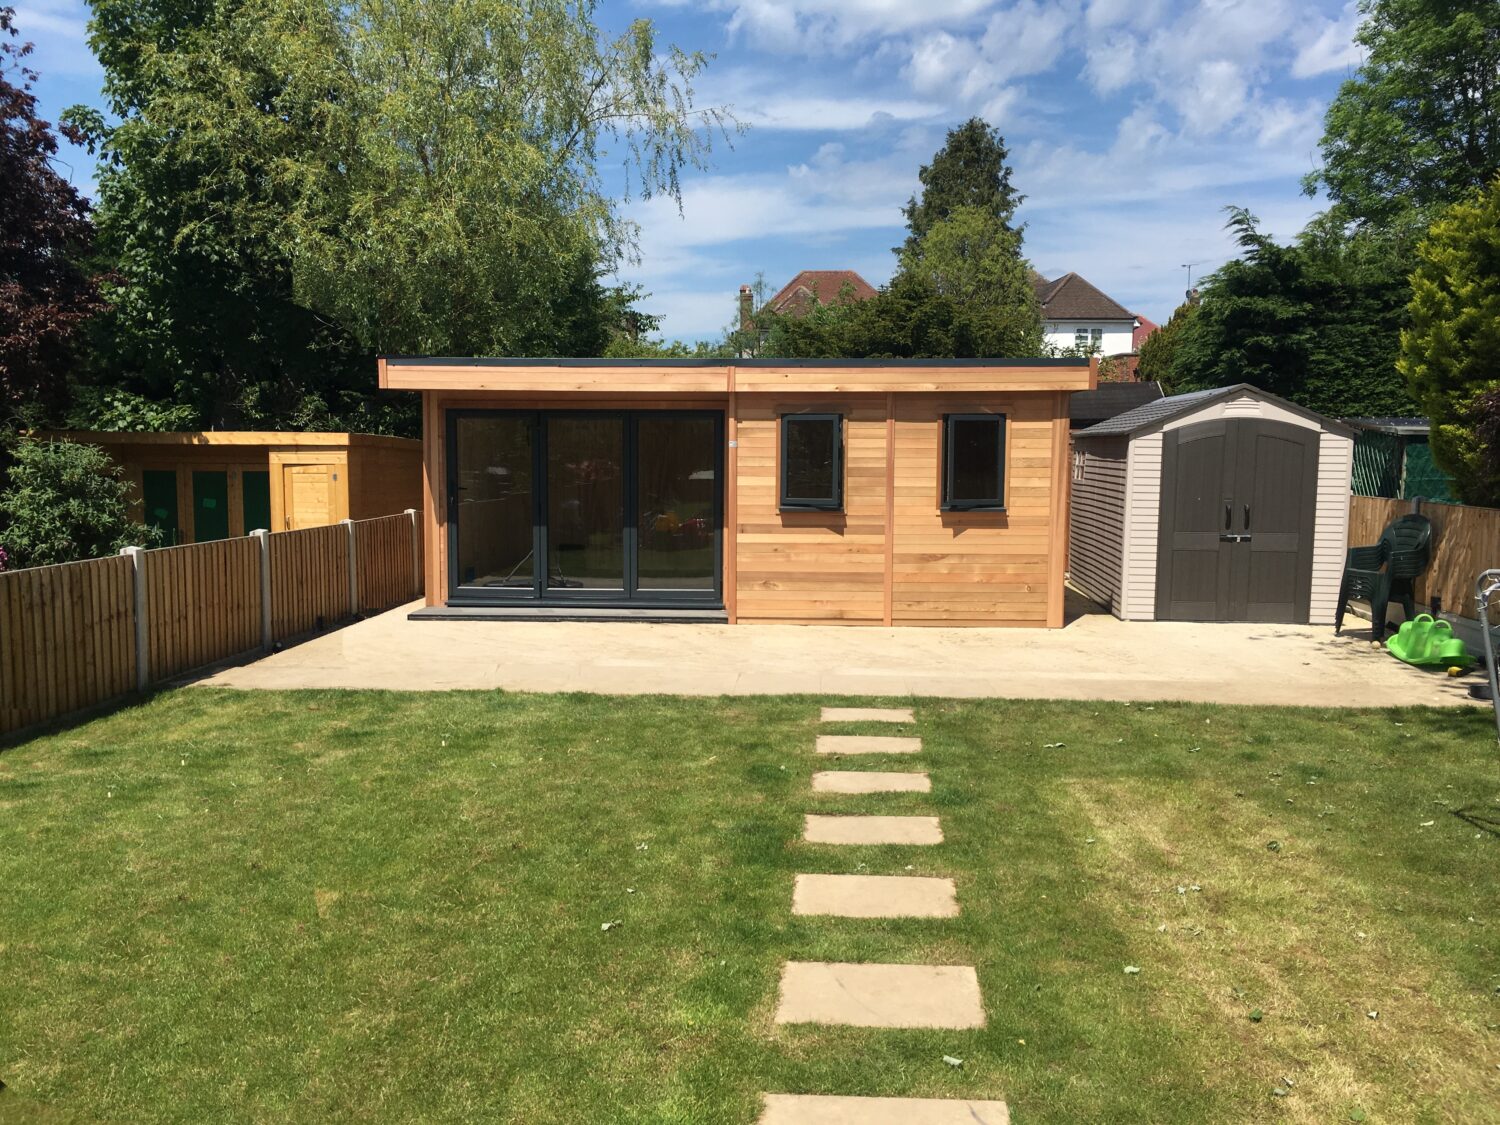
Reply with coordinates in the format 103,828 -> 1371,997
284,465 -> 335,529
1155,418 -> 1318,622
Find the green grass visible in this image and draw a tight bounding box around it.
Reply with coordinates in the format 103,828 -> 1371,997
1,691 -> 1497,1123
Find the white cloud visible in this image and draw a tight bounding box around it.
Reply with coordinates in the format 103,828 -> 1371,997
10,1 -> 97,77
678,0 -> 996,54
1291,0 -> 1363,78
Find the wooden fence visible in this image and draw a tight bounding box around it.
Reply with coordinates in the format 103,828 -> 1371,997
1348,495 -> 1500,624
0,510 -> 422,738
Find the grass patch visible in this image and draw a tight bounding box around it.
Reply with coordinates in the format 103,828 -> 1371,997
1,690 -> 1497,1122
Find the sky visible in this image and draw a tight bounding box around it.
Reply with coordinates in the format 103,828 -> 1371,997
13,0 -> 1366,345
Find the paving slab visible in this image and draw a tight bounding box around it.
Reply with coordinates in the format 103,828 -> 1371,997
815,735 -> 922,756
803,815 -> 943,845
792,874 -> 958,918
774,962 -> 985,1028
811,770 -> 930,794
819,706 -> 914,723
760,1094 -> 1010,1125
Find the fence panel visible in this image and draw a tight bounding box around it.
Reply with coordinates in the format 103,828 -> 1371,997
1348,494 -> 1500,623
270,523 -> 349,642
145,537 -> 262,681
0,554 -> 136,735
355,513 -> 418,614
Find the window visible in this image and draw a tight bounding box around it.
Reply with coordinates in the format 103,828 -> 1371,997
1072,448 -> 1086,483
943,414 -> 1006,510
1074,327 -> 1104,351
780,413 -> 843,510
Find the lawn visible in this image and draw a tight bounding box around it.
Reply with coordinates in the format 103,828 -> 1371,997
1,690 -> 1497,1123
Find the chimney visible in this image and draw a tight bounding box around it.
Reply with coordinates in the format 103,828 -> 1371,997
738,284 -> 754,331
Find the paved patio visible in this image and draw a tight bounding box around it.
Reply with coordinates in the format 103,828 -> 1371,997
192,597 -> 1481,707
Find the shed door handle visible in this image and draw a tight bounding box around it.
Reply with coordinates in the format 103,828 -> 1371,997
1224,502 -> 1231,531
1244,504 -> 1251,531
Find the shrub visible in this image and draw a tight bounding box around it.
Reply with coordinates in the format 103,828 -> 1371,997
0,438 -> 154,568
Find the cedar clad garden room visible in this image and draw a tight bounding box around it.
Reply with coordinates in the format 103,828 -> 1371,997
381,357 -> 1095,627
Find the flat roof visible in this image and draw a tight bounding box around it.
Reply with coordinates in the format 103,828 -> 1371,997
378,356 -> 1097,395
43,430 -> 420,450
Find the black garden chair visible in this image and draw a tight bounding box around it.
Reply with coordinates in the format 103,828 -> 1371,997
1334,513 -> 1434,640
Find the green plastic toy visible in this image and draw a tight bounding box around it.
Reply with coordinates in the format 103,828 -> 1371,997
1386,614 -> 1473,669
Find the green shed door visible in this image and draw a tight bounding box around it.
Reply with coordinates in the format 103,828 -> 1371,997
192,471 -> 230,542
242,470 -> 271,534
142,470 -> 180,546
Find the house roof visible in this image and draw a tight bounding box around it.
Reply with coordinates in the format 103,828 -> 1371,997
1032,272 -> 1135,322
1069,381 -> 1164,427
1074,384 -> 1356,438
765,270 -> 878,316
1131,315 -> 1159,351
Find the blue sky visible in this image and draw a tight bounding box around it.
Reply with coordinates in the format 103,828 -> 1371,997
15,0 -> 1366,344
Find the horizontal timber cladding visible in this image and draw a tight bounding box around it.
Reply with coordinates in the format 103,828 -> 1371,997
890,394 -> 1061,626
730,392 -> 1065,626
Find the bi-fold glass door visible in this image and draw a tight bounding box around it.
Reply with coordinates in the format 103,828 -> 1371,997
448,410 -> 722,606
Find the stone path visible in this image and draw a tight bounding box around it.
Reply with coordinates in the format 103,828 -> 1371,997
760,706 -> 1008,1122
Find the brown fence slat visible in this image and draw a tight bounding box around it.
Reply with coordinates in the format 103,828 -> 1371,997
270,523 -> 349,643
0,554 -> 137,735
354,513 -> 419,615
1348,495 -> 1500,624
142,537 -> 262,682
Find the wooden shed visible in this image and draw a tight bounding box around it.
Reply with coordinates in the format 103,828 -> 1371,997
1069,384 -> 1354,623
380,356 -> 1097,626
50,431 -> 423,545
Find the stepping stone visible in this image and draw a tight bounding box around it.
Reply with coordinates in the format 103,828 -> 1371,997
760,1093 -> 1010,1125
803,815 -> 943,845
816,735 -> 922,756
811,770 -> 930,794
793,874 -> 958,918
819,707 -> 914,724
774,962 -> 985,1028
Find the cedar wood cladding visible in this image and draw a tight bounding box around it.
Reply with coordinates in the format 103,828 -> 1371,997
385,358 -> 1094,627
1067,436 -> 1128,611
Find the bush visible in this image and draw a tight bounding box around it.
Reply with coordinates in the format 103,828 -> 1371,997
0,438 -> 154,568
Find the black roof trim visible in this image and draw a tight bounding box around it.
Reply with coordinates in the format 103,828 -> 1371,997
380,355 -> 1090,368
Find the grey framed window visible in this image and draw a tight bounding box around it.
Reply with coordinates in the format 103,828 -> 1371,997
780,413 -> 843,510
943,413 -> 1006,510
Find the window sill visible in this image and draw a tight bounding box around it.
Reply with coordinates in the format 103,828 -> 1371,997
941,504 -> 1007,513
779,503 -> 844,513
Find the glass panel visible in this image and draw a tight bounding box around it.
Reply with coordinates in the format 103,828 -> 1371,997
455,415 -> 534,589
950,417 -> 1002,504
241,470 -> 271,535
546,416 -> 624,590
192,471 -> 229,541
142,470 -> 180,546
783,416 -> 838,504
637,416 -> 716,590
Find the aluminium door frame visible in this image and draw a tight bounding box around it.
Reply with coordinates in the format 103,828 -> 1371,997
444,407 -> 725,609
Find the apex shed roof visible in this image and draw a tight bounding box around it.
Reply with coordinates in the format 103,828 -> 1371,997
1069,381 -> 1163,427
1075,383 -> 1355,438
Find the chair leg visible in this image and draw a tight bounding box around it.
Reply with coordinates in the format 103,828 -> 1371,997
1335,577 -> 1350,634
1371,573 -> 1393,641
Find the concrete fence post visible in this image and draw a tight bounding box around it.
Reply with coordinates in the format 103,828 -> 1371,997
342,518 -> 359,618
406,507 -> 420,597
251,529 -> 272,650
119,545 -> 149,691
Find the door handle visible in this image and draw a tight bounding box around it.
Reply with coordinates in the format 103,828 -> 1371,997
1244,504 -> 1251,531
1224,502 -> 1231,531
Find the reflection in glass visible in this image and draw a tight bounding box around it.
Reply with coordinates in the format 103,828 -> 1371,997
949,417 -> 1003,505
546,417 -> 624,589
455,415 -> 534,587
637,416 -> 716,590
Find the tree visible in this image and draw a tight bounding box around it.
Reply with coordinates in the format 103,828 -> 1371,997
1169,208 -> 1415,416
1305,0 -> 1500,229
68,0 -> 726,431
0,8 -> 102,420
0,439 -> 153,568
901,117 -> 1023,252
1398,177 -> 1500,505
1135,295 -> 1198,391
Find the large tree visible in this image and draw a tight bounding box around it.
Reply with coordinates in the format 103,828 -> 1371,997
68,0 -> 725,431
1305,0 -> 1500,229
0,8 -> 102,421
1169,208 -> 1415,416
1135,294 -> 1198,392
901,117 -> 1023,252
1398,177 -> 1500,505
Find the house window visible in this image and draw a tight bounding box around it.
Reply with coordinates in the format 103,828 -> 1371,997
780,413 -> 843,510
1074,327 -> 1104,351
1072,448 -> 1086,483
943,414 -> 1006,510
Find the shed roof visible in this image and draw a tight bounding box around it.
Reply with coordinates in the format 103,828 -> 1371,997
1074,383 -> 1354,438
1069,380 -> 1163,428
